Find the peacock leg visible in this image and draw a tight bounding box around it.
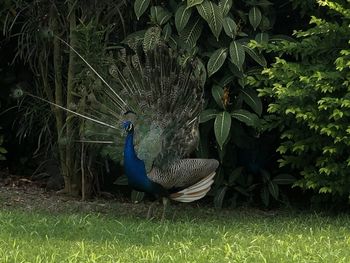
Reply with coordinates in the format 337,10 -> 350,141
161,197 -> 170,221
147,201 -> 157,219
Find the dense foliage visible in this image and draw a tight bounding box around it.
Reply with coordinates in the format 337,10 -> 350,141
249,0 -> 350,200
1,0 -> 350,207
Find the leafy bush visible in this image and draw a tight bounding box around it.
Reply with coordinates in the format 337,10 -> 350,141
248,0 -> 350,199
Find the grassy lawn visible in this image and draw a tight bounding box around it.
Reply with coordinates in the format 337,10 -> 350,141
0,187 -> 350,262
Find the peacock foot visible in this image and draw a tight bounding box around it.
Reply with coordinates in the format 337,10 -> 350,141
161,197 -> 170,221
146,201 -> 157,220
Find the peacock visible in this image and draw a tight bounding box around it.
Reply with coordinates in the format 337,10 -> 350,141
28,44 -> 219,219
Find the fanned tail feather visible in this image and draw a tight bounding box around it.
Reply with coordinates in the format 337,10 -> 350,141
169,171 -> 216,202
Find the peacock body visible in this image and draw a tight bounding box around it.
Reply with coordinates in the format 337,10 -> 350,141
84,47 -> 219,203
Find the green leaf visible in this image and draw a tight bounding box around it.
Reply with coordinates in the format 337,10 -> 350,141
222,17 -> 237,39
260,187 -> 269,207
243,45 -> 267,67
228,167 -> 243,186
162,23 -> 172,41
214,111 -> 232,149
143,27 -> 161,52
229,40 -> 245,70
231,109 -> 259,127
211,85 -> 224,109
131,190 -> 145,203
199,109 -> 219,123
214,186 -> 228,209
187,0 -> 204,8
134,0 -> 151,20
240,87 -> 263,116
218,0 -> 232,16
249,7 -> 262,30
207,48 -> 228,77
268,181 -> 279,199
113,175 -> 128,186
255,32 -> 269,43
151,6 -> 172,25
272,174 -> 296,185
196,1 -> 223,40
180,18 -> 203,49
175,5 -> 192,32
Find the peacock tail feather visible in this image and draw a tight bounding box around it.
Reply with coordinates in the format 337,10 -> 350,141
84,46 -> 205,171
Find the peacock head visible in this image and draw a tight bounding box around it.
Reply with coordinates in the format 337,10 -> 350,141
122,120 -> 134,133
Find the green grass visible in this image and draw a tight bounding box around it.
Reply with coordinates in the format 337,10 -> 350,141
1,206 -> 350,263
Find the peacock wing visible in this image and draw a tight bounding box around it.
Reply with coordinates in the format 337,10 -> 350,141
147,159 -> 219,190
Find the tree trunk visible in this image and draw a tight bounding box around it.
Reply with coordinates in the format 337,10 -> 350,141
50,6 -> 67,190
64,0 -> 80,195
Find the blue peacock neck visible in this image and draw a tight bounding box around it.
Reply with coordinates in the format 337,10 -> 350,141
124,132 -> 137,160
123,131 -> 152,192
